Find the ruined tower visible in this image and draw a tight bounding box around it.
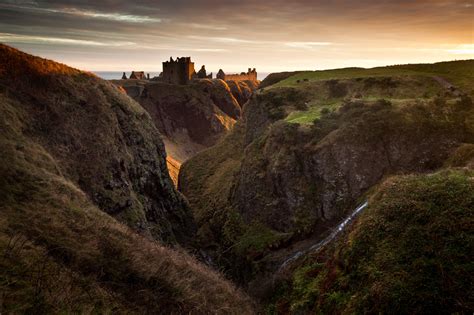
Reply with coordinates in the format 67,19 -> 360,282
197,65 -> 207,79
162,57 -> 195,85
130,71 -> 146,80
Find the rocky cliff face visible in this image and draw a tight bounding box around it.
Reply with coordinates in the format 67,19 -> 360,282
0,44 -> 194,244
0,44 -> 255,313
233,97 -> 467,234
270,169 -> 473,314
114,77 -> 259,184
179,65 -> 474,283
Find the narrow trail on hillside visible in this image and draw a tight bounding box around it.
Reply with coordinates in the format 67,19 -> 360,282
278,201 -> 369,271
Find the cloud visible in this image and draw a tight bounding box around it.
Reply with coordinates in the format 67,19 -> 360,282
0,0 -> 471,71
58,8 -> 162,23
447,44 -> 474,55
0,2 -> 162,23
187,36 -> 257,44
0,32 -> 135,46
189,23 -> 227,31
285,42 -> 333,49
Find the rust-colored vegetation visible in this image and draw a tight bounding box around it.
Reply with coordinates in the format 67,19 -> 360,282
0,44 -> 255,314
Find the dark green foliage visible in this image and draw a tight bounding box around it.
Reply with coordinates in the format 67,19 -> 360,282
310,96 -> 473,146
268,106 -> 286,120
363,76 -> 399,89
272,170 -> 474,314
320,107 -> 330,115
259,88 -> 311,120
326,80 -> 348,98
260,71 -> 303,88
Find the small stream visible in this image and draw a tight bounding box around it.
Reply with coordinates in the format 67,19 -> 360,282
279,201 -> 369,270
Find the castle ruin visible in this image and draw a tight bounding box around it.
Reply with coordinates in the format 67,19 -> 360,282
130,71 -> 147,80
216,68 -> 257,82
123,71 -> 149,80
162,57 -> 195,85
162,57 -> 256,85
122,57 -> 256,85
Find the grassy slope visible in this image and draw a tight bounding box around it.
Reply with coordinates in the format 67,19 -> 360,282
0,138 -> 253,313
180,59 -> 474,293
272,60 -> 474,91
0,44 -> 195,244
268,60 -> 474,125
178,123 -> 246,250
270,169 -> 473,314
0,45 -> 254,313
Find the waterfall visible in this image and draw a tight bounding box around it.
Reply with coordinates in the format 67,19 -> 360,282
279,201 -> 368,270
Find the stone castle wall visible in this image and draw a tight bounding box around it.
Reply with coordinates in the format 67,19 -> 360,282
162,57 -> 195,85
223,72 -> 257,81
217,68 -> 257,82
160,57 -> 256,85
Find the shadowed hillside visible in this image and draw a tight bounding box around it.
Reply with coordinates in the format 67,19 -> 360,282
113,76 -> 259,185
270,169 -> 473,313
0,44 -> 255,314
0,44 -> 194,244
179,59 -> 474,302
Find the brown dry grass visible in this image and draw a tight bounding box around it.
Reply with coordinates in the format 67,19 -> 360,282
0,158 -> 255,314
0,44 -> 255,314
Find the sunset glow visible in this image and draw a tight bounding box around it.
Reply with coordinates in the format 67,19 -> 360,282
0,0 -> 472,73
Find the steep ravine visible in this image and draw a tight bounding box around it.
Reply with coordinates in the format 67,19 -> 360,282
179,66 -> 474,289
278,201 -> 368,270
0,44 -> 255,314
270,169 -> 473,314
113,77 -> 259,184
0,44 -> 195,244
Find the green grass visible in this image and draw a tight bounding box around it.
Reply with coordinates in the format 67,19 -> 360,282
269,72 -> 465,125
285,100 -> 339,124
271,169 -> 474,314
235,223 -> 288,256
273,67 -> 418,88
284,97 -> 446,125
272,60 -> 474,92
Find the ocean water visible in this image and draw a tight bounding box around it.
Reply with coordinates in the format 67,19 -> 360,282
94,71 -> 269,81
93,71 -> 162,80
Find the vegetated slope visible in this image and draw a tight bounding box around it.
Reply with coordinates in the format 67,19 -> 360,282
179,61 -> 474,289
0,44 -> 194,244
270,169 -> 473,314
0,44 -> 255,313
113,77 -> 259,185
272,60 -> 474,93
260,71 -> 304,88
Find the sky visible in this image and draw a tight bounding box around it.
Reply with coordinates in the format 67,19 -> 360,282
0,0 -> 473,74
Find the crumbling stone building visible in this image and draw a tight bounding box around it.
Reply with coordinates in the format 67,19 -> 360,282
158,56 -> 256,85
217,68 -> 257,82
130,71 -> 147,80
162,57 -> 195,85
197,65 -> 212,79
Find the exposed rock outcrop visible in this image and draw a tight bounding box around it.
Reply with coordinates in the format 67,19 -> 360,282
272,169 -> 473,314
114,77 -> 259,184
0,44 -> 194,244
179,67 -> 474,284
0,44 -> 254,314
